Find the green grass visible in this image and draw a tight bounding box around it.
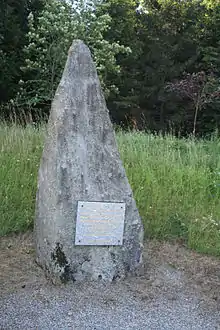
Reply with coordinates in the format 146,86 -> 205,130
1,124 -> 220,256
0,124 -> 44,234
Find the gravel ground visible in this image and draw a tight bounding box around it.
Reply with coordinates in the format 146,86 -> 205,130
1,281 -> 220,330
1,233 -> 220,330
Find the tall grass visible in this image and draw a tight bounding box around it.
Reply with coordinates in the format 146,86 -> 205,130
1,124 -> 220,256
0,124 -> 44,234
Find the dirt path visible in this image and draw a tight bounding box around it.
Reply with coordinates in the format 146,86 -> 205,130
0,232 -> 220,329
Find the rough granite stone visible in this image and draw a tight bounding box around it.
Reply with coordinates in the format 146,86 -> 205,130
34,39 -> 144,283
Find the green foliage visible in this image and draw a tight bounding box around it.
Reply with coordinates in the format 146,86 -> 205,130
1,0 -> 220,135
1,124 -> 220,256
15,0 -> 129,114
0,0 -> 27,104
0,0 -> 44,108
104,0 -> 220,135
105,0 -> 201,130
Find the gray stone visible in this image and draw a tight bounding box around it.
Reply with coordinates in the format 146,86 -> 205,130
34,39 -> 144,283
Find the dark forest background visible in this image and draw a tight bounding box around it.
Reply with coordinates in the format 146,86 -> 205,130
1,0 -> 220,136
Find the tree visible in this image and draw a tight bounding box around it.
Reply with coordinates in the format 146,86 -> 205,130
14,0 -> 129,118
99,0 -> 143,126
166,72 -> 220,136
0,0 -> 43,107
1,0 -> 220,134
102,0 -> 202,130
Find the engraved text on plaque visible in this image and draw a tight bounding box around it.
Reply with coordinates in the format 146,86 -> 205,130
75,201 -> 126,246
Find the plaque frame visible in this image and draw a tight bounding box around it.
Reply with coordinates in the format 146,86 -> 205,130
75,201 -> 126,246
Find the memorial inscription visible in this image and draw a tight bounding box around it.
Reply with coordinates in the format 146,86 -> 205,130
75,201 -> 126,246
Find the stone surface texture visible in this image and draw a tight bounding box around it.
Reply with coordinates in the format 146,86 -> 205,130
34,39 -> 144,283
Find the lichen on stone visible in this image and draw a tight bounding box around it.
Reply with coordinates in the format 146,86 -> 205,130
51,243 -> 74,283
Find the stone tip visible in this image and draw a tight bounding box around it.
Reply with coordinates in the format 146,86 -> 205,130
62,39 -> 95,80
68,39 -> 90,56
